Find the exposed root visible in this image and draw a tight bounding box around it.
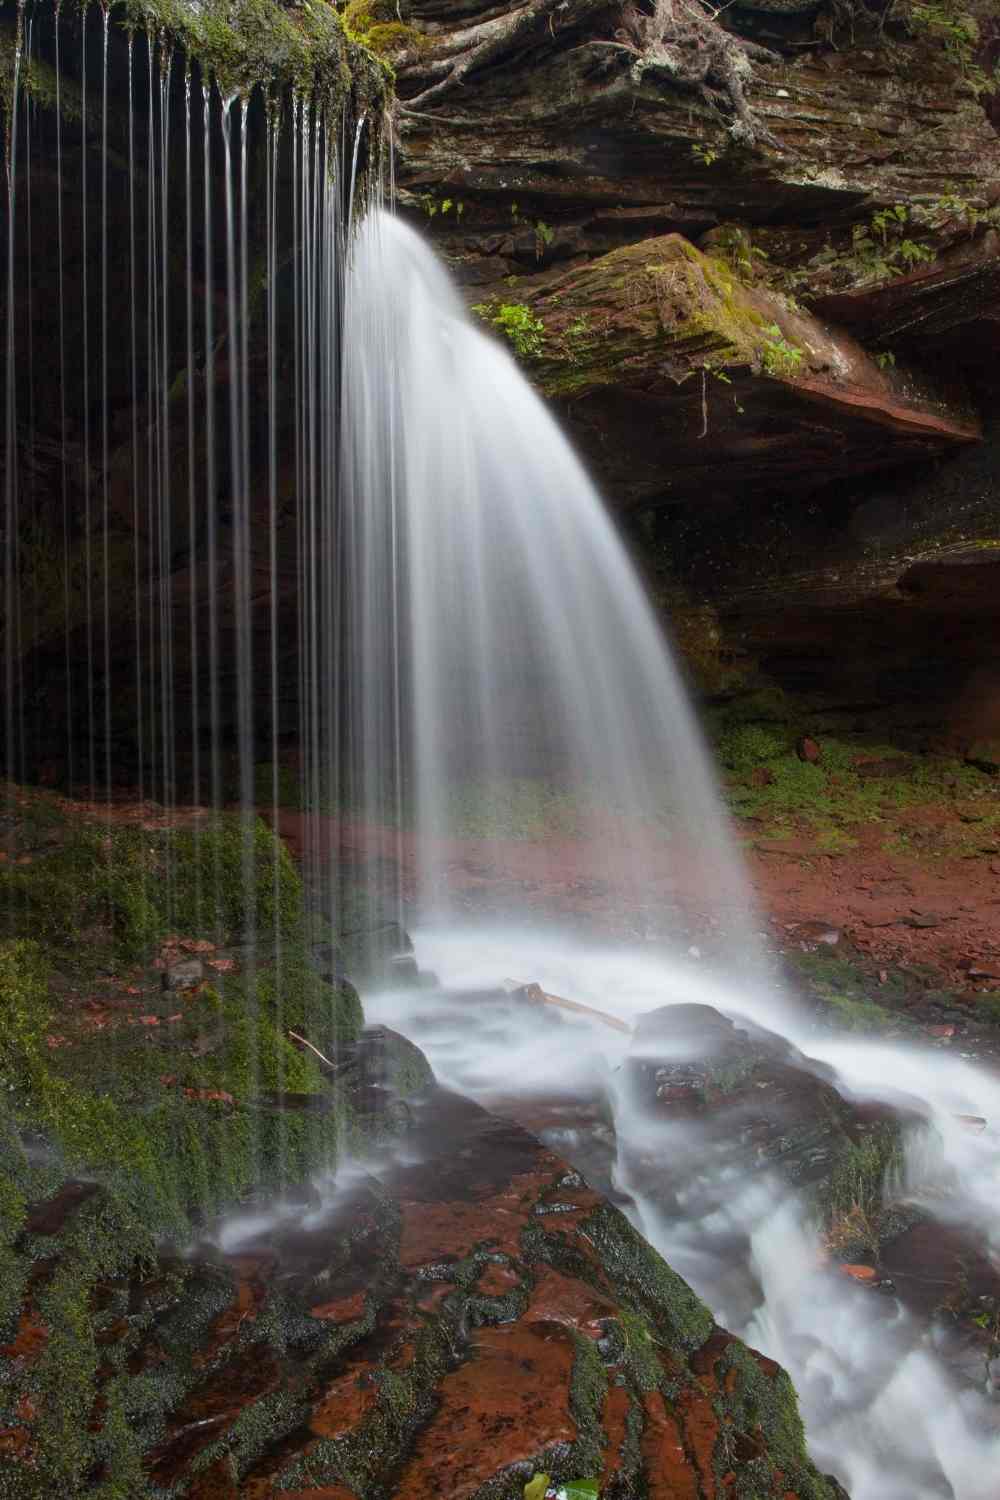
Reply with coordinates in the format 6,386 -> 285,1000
619,0 -> 783,146
400,0 -> 609,109
397,0 -> 783,148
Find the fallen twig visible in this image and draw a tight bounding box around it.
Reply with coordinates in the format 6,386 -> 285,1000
504,979 -> 633,1035
288,1029 -> 338,1071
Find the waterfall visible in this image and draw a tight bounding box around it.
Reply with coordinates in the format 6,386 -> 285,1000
342,209 -> 769,976
0,3 -> 358,937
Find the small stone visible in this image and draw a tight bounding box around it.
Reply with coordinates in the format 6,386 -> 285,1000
162,958 -> 204,991
750,766 -> 775,787
796,736 -> 821,763
965,742 -> 1000,776
927,1024 -> 955,1038
839,1264 -> 878,1284
794,919 -> 842,949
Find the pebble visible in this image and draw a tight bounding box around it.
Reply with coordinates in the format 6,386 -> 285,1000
839,1264 -> 878,1284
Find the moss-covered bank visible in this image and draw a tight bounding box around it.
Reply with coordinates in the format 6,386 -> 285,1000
0,792 -> 376,1494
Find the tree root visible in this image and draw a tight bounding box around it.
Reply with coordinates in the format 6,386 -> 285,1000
399,0 -> 609,109
397,0 -> 784,151
620,0 -> 784,146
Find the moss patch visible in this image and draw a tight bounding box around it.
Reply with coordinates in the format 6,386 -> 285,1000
708,688 -> 1000,854
0,791 -> 373,1491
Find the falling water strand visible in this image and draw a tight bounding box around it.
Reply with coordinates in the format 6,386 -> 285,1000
3,0 -> 25,792
221,91 -> 257,1176
144,30 -> 158,807
81,2 -> 94,797
128,32 -> 143,807
19,9 -> 35,786
183,60 -> 201,929
54,1 -> 73,793
100,1 -> 111,806
159,42 -> 175,835
264,99 -> 283,1161
203,80 -> 220,819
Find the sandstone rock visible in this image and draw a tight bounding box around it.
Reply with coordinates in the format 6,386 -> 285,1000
162,958 -> 204,992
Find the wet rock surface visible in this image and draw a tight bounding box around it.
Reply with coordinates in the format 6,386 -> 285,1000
1,1082 -> 843,1499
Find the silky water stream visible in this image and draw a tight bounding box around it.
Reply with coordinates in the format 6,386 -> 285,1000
344,212 -> 1000,1500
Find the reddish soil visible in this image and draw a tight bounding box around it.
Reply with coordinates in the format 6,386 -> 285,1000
747,815 -> 1000,991
270,807 -> 1000,995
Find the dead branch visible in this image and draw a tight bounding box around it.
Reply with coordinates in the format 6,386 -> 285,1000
504,978 -> 634,1034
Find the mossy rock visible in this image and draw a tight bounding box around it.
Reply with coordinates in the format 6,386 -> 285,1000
0,792 -> 392,1492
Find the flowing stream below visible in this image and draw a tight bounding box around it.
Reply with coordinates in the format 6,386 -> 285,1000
341,211 -> 1000,1498
363,927 -> 1000,1500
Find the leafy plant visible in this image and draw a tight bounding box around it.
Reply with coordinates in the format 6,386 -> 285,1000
535,219 -> 556,258
471,300 -> 545,359
909,1 -> 979,70
760,324 -> 804,378
850,204 -> 935,283
691,141 -> 719,166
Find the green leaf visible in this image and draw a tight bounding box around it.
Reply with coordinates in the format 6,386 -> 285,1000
524,1475 -> 552,1500
557,1483 -> 601,1500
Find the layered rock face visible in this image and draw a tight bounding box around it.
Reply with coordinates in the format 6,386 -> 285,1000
381,0 -> 1000,725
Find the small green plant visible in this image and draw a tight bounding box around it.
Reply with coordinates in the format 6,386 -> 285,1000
896,237 -> 934,268
849,204 -> 936,284
710,225 -> 769,282
871,204 -> 909,244
691,142 -> 719,166
875,350 -> 897,370
534,220 -> 555,259
760,324 -> 804,378
471,300 -> 545,359
909,1 -> 980,71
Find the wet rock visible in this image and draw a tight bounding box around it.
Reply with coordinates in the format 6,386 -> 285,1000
387,951 -> 421,984
793,919 -> 844,950
966,743 -> 1000,776
337,920 -> 418,984
624,1002 -> 924,1252
854,756 -> 911,780
796,736 -> 822,764
162,958 -> 204,992
23,1181 -> 101,1236
252,1092 -> 335,1114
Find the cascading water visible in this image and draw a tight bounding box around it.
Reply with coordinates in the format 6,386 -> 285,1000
348,215 -> 1000,1497
342,210 -> 767,972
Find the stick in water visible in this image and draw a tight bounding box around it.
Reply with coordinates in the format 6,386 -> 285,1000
504,980 -> 633,1035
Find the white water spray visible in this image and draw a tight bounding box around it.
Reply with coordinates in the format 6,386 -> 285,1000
343,211 -> 764,967
347,214 -> 1000,1499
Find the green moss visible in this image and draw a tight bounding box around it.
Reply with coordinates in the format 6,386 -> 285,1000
616,1308 -> 665,1392
577,1205 -> 714,1353
124,0 -> 386,113
531,235 -> 809,402
0,812 -> 306,965
0,785 -> 382,1493
788,950 -> 904,1034
714,1343 -> 835,1500
564,1331 -> 608,1482
708,692 -> 1000,852
472,300 -> 547,360
822,1124 -> 903,1239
